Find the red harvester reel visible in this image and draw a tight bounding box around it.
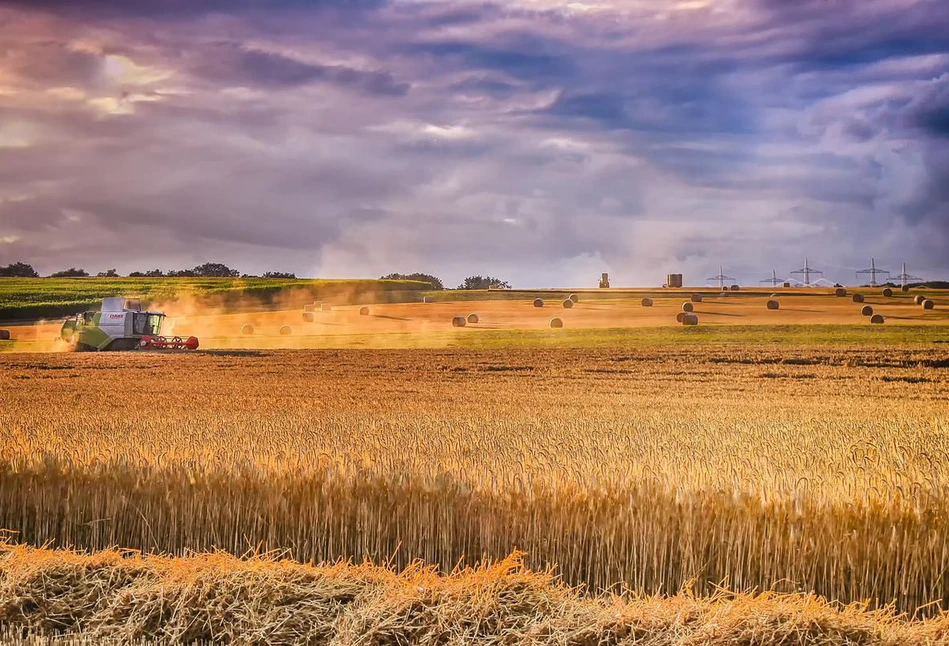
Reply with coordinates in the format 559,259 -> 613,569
140,335 -> 200,351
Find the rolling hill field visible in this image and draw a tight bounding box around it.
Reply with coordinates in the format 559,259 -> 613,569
0,277 -> 431,322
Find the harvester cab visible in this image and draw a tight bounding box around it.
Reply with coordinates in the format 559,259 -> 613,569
60,297 -> 199,351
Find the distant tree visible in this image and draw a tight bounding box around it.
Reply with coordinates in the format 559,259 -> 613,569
381,272 -> 444,290
190,262 -> 239,278
0,262 -> 39,278
129,269 -> 165,277
457,275 -> 510,290
166,263 -> 239,278
97,269 -> 120,277
50,268 -> 89,278
262,271 -> 297,279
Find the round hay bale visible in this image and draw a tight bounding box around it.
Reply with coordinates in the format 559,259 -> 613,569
681,313 -> 699,326
451,316 -> 467,327
302,312 -> 315,322
882,288 -> 893,298
915,295 -> 926,305
562,299 -> 574,309
279,325 -> 292,335
923,299 -> 935,310
835,288 -> 847,297
675,312 -> 686,323
548,317 -> 563,329
766,299 -> 780,310
568,294 -> 579,304
901,285 -> 910,292
870,314 -> 885,324
467,313 -> 479,324
641,297 -> 654,307
359,306 -> 370,316
730,284 -> 740,291
681,302 -> 694,312
533,298 -> 544,308
852,294 -> 865,303
240,324 -> 254,336
0,329 -> 10,341
691,294 -> 703,303
861,305 -> 873,316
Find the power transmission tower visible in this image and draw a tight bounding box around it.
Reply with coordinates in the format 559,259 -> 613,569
893,261 -> 923,288
759,268 -> 787,287
790,257 -> 822,287
706,265 -> 736,290
855,258 -> 890,287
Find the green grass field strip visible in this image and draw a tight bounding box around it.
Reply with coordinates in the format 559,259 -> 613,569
0,278 -> 429,321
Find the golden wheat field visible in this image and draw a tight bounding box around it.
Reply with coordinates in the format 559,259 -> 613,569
1,337 -> 949,644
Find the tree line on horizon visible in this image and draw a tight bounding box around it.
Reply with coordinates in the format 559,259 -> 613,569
380,273 -> 511,290
0,262 -> 294,280
0,263 -> 512,291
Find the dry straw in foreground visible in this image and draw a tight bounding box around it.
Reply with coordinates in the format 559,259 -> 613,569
1,543 -> 947,646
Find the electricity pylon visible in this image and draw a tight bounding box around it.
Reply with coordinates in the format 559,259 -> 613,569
893,261 -> 923,288
855,258 -> 890,287
707,265 -> 736,290
759,268 -> 787,287
790,257 -> 823,287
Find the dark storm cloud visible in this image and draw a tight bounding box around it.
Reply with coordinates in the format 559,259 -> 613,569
449,76 -> 521,97
0,0 -> 386,20
402,39 -> 573,80
751,0 -> 949,71
190,44 -> 409,95
919,108 -> 949,138
862,75 -> 949,237
547,92 -> 628,127
1,0 -> 948,283
0,42 -> 105,88
543,84 -> 756,136
907,76 -> 949,138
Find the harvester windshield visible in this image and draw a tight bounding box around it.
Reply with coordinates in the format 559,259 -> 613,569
133,313 -> 164,336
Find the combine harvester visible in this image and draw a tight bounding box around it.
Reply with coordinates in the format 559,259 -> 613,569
60,298 -> 199,351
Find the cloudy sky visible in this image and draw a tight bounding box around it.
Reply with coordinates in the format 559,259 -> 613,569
0,0 -> 946,287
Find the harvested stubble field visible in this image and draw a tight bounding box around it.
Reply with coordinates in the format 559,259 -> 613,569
1,342 -> 949,643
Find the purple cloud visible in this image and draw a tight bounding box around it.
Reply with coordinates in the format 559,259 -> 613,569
0,0 -> 947,285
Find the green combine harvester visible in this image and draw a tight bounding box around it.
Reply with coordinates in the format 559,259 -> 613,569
60,297 -> 199,351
